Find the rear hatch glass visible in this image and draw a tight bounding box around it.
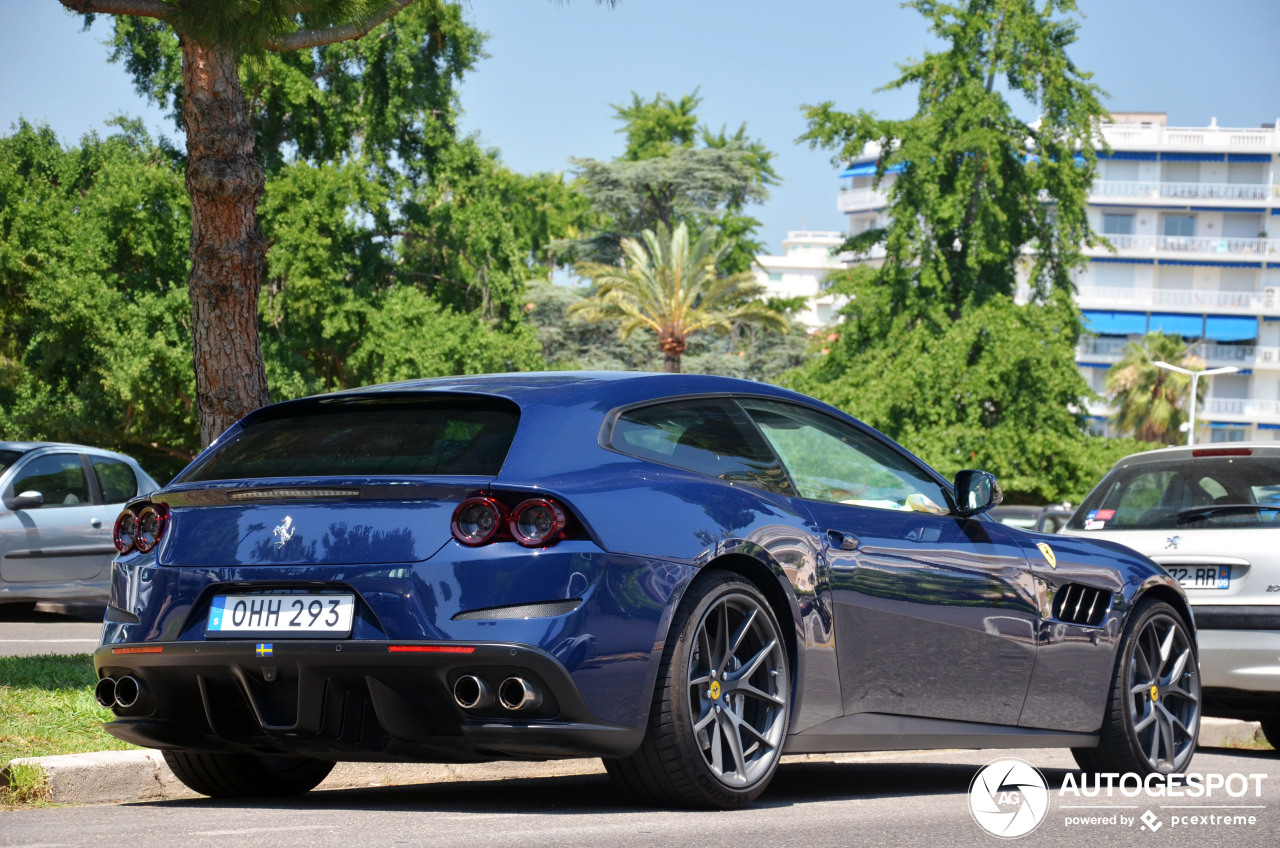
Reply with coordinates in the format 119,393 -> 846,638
161,397 -> 519,566
1069,455 -> 1280,531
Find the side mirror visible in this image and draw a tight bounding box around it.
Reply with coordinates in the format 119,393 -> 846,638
954,471 -> 1002,517
7,490 -> 45,511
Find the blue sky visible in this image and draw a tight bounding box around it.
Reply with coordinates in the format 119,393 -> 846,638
2,1 -> 1277,252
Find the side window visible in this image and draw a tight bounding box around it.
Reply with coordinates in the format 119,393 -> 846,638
92,458 -> 138,504
609,399 -> 794,495
738,399 -> 950,514
9,454 -> 92,507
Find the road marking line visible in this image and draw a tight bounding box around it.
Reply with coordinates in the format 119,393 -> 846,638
192,825 -> 336,836
0,638 -> 99,642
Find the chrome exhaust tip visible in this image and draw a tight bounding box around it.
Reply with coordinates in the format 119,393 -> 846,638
453,675 -> 494,710
94,677 -> 117,709
498,677 -> 542,711
113,675 -> 142,709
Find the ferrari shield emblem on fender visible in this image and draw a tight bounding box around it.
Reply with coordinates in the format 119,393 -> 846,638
1036,542 -> 1057,569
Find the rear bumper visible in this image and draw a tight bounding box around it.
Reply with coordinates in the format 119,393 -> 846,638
1194,612 -> 1280,698
94,639 -> 642,762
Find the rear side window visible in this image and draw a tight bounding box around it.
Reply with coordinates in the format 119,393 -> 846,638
92,458 -> 138,504
1070,456 -> 1280,530
181,399 -> 519,482
10,453 -> 92,507
608,399 -> 794,495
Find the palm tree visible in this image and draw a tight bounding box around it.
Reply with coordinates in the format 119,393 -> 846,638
1106,332 -> 1206,443
570,222 -> 786,372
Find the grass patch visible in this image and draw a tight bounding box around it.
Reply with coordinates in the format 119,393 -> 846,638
0,655 -> 136,764
0,762 -> 51,808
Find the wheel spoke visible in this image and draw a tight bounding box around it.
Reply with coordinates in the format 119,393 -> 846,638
1133,708 -> 1157,732
1147,717 -> 1162,764
1164,683 -> 1199,704
735,681 -> 786,707
716,602 -> 731,668
1133,644 -> 1154,684
1157,623 -> 1175,669
1165,647 -> 1191,685
693,707 -> 716,734
720,710 -> 749,778
729,638 -> 778,683
708,714 -> 725,774
1157,710 -> 1176,766
728,608 -> 757,656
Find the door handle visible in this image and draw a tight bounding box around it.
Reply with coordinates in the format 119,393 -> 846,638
90,518 -> 102,528
827,530 -> 859,551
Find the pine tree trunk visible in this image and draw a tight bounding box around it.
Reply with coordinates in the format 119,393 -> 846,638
180,37 -> 270,447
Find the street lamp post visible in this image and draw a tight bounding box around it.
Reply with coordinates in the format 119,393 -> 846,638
1152,361 -> 1240,446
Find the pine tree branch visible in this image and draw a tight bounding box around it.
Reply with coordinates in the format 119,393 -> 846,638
56,0 -> 175,19
267,0 -> 417,52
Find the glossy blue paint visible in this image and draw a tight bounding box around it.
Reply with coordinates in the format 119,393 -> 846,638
96,372 -> 1194,769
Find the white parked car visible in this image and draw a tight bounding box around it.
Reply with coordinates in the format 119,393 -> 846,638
1061,443 -> 1280,749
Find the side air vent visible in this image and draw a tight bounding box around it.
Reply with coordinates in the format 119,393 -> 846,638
1053,583 -> 1112,627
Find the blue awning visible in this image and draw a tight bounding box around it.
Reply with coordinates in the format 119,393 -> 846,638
1082,310 -> 1147,335
1097,151 -> 1157,161
1092,256 -> 1155,265
1228,153 -> 1272,163
839,161 -> 905,178
1208,421 -> 1248,429
1076,361 -> 1113,369
1160,258 -> 1265,268
1205,315 -> 1258,341
1260,423 -> 1280,431
1148,313 -> 1203,336
1161,152 -> 1225,162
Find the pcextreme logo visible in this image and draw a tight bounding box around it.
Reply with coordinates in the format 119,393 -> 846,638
968,758 -> 1050,838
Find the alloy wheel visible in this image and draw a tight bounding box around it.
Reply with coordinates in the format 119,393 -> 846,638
1126,612 -> 1199,772
686,590 -> 788,787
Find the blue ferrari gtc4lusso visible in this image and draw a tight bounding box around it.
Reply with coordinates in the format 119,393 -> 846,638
96,372 -> 1199,807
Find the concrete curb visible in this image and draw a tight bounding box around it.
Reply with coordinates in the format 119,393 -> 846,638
3,718 -> 1265,807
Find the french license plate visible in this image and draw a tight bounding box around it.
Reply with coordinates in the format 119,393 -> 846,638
206,593 -> 355,637
1167,566 -> 1231,590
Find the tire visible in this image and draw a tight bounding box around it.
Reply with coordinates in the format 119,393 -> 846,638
1260,719 -> 1280,753
604,571 -> 790,809
1072,600 -> 1200,776
162,750 -> 334,798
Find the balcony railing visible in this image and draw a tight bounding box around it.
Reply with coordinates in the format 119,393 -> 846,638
1092,179 -> 1277,202
1099,123 -> 1280,152
1075,286 -> 1276,314
1204,398 -> 1280,420
1090,234 -> 1280,257
1077,337 -> 1132,359
838,186 -> 890,212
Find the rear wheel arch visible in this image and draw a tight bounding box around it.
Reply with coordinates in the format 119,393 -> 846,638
697,554 -> 799,684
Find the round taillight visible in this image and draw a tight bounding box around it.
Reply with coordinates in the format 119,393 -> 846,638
509,499 -> 566,547
133,505 -> 168,553
452,497 -> 505,546
113,510 -> 138,554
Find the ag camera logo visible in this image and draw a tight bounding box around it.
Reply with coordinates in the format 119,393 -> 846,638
969,758 -> 1049,838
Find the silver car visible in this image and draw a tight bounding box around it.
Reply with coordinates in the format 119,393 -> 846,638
0,442 -> 160,605
1061,443 -> 1280,749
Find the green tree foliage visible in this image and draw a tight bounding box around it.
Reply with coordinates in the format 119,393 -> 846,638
1106,332 -> 1204,444
0,120 -> 195,477
787,0 -> 1118,502
567,91 -> 777,274
570,222 -> 786,373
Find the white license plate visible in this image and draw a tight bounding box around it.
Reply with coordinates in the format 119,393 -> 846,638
207,593 -> 355,637
1167,566 -> 1231,590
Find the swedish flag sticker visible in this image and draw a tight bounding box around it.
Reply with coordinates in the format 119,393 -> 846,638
256,643 -> 273,657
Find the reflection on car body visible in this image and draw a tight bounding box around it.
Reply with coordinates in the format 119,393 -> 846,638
94,373 -> 1198,807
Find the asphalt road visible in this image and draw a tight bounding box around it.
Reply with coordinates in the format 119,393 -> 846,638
0,603 -> 104,657
4,747 -> 1279,848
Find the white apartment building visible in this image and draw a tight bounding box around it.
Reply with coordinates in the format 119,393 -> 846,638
753,230 -> 848,330
837,113 -> 1280,443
